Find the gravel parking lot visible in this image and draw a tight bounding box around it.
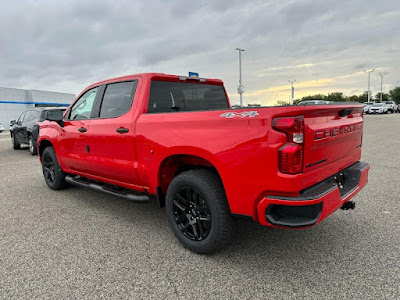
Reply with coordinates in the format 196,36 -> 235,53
0,114 -> 399,299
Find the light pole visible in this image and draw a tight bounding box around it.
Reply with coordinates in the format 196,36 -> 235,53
379,72 -> 383,103
236,48 -> 245,107
288,80 -> 296,104
363,69 -> 375,102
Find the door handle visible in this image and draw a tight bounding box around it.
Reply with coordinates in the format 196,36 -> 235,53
116,127 -> 129,133
78,127 -> 87,132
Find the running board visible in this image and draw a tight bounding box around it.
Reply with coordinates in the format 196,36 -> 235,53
65,175 -> 149,203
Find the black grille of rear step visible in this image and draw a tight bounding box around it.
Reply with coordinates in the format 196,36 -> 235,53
266,203 -> 322,227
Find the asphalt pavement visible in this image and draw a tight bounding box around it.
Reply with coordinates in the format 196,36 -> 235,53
0,114 -> 399,299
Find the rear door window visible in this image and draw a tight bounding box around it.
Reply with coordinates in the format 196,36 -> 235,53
99,81 -> 137,118
147,81 -> 228,113
28,110 -> 40,122
22,111 -> 32,123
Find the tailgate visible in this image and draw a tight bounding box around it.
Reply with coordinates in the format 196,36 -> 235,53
303,104 -> 363,173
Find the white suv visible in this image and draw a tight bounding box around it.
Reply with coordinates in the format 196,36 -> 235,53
363,102 -> 375,114
384,101 -> 398,113
368,103 -> 388,114
0,123 -> 5,133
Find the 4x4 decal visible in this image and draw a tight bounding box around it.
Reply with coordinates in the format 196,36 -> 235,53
220,111 -> 259,118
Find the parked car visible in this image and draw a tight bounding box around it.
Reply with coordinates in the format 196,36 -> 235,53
368,103 -> 388,114
384,101 -> 398,113
0,123 -> 4,133
297,100 -> 331,105
10,107 -> 66,155
363,102 -> 375,114
38,73 -> 369,254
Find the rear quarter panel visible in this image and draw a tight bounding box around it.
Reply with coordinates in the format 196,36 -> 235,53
136,106 -> 307,217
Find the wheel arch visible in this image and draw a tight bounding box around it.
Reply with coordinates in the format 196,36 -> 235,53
38,139 -> 53,158
157,153 -> 226,208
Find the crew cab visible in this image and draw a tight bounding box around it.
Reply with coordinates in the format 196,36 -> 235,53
38,73 -> 369,253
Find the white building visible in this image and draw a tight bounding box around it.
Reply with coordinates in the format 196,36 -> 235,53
0,87 -> 75,130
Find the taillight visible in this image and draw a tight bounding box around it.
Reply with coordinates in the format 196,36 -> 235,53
272,116 -> 304,174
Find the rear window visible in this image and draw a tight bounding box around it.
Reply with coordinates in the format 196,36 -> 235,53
147,81 -> 228,113
99,81 -> 137,118
40,109 -> 65,121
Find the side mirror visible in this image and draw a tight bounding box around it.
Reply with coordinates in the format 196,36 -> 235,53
45,110 -> 64,127
10,120 -> 16,127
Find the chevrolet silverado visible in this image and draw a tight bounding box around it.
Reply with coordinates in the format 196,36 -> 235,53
38,73 -> 370,253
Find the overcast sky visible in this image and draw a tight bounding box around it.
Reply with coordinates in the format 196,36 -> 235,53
0,0 -> 399,105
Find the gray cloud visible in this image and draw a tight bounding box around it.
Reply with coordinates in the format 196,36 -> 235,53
354,64 -> 367,70
0,0 -> 399,103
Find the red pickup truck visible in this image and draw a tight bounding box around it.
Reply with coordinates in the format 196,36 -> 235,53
38,73 -> 369,253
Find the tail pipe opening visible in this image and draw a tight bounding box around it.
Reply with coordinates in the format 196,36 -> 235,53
341,201 -> 356,210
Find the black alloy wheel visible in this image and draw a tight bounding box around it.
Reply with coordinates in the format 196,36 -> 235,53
173,187 -> 212,241
41,146 -> 67,190
43,154 -> 56,185
166,169 -> 234,254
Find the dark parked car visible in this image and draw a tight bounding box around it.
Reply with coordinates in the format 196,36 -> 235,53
10,107 -> 66,155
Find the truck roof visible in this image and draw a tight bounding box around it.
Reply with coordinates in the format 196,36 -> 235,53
87,73 -> 224,90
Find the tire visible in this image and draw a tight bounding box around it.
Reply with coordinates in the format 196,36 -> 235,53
42,146 -> 67,190
165,169 -> 234,254
12,134 -> 20,150
28,136 -> 38,155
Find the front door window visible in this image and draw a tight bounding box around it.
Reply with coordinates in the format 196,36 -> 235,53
68,87 -> 98,120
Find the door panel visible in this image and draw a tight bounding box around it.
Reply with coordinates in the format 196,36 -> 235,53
85,81 -> 139,185
87,116 -> 137,184
15,112 -> 27,143
57,86 -> 99,174
57,120 -> 91,173
20,111 -> 30,143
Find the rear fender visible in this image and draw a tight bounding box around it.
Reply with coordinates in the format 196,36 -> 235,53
156,147 -> 227,204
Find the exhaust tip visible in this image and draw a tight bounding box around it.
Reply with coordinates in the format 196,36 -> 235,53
341,201 -> 356,210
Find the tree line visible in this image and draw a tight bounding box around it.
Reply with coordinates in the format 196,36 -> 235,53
273,86 -> 400,106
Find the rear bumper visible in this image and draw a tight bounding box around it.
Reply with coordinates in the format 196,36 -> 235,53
257,161 -> 370,228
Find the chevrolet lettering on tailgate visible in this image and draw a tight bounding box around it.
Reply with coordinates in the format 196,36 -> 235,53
314,122 -> 363,141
